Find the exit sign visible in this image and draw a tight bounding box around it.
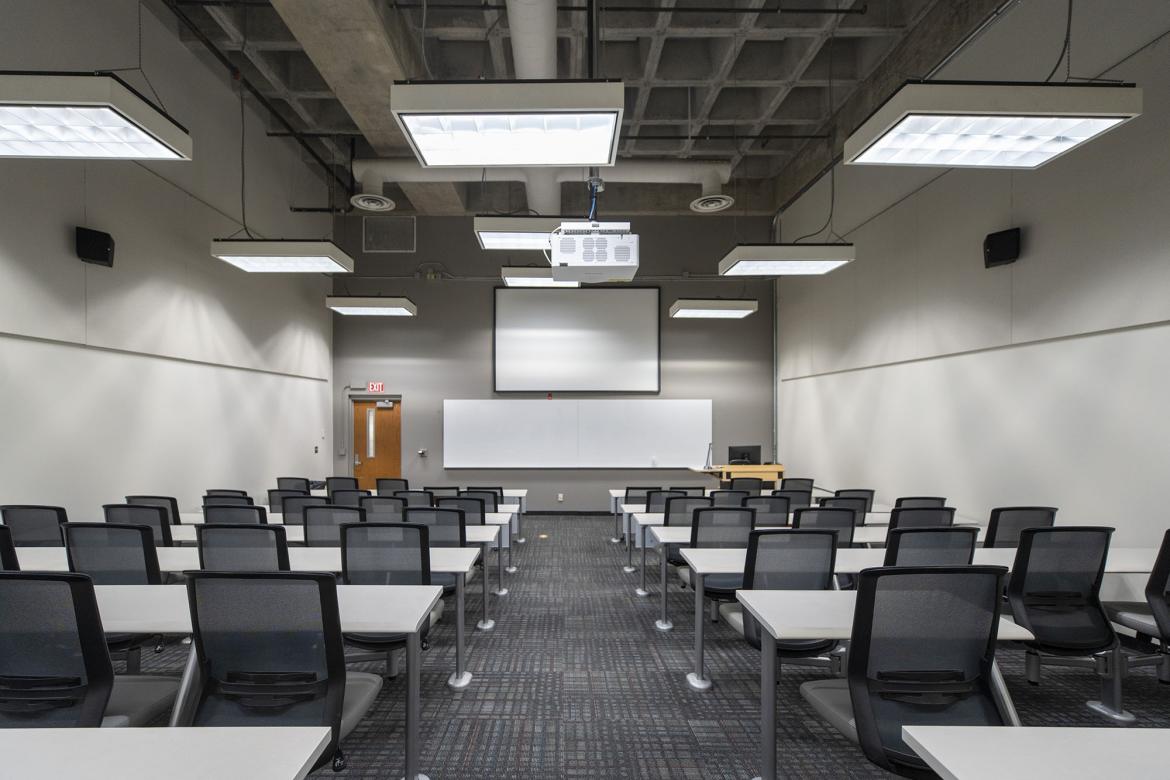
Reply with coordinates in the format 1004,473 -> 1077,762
367,381 -> 385,393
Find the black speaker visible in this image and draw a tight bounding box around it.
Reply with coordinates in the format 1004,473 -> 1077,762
984,227 -> 1020,268
75,227 -> 115,267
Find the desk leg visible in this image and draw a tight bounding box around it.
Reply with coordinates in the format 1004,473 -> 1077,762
506,539 -> 517,575
636,524 -> 651,596
477,542 -> 495,631
448,573 -> 472,689
515,498 -> 526,544
753,632 -> 777,780
168,646 -> 199,727
611,497 -> 621,543
623,514 -> 636,573
494,536 -> 508,596
655,543 -> 672,632
403,630 -> 429,780
686,573 -> 712,690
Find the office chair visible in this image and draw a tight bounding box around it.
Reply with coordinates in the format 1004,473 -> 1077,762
282,495 -> 326,526
623,487 -> 661,510
460,491 -> 499,513
801,566 -> 1010,776
376,478 -> 410,495
202,504 -> 267,525
0,505 -> 68,546
304,506 -> 364,547
771,488 -> 812,511
678,507 -> 755,620
103,504 -> 173,547
423,486 -> 461,498
985,507 -> 1057,548
780,477 -> 815,492
710,489 -> 749,507
466,486 -> 504,499
175,572 -> 382,772
646,489 -> 685,513
196,524 -> 290,572
325,477 -> 359,497
403,507 -> 466,594
205,489 -> 249,497
668,486 -> 707,497
793,507 -> 856,547
1105,528 -> 1170,683
834,488 -> 875,512
888,506 -> 956,530
125,495 -> 181,526
894,496 -> 947,508
819,496 -> 869,526
743,495 -> 790,527
202,495 -> 254,507
267,489 -> 310,514
331,489 -> 372,508
729,477 -> 764,496
360,496 -> 407,524
0,526 -> 17,571
884,527 -> 978,567
277,477 -> 311,493
395,490 -> 435,508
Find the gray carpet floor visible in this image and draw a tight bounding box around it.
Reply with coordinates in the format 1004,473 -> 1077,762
132,514 -> 1170,778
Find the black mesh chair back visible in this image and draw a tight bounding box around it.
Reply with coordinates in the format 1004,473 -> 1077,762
742,529 -> 837,650
0,572 -> 114,727
331,489 -> 371,508
395,490 -> 435,508
664,496 -> 712,527
834,489 -> 875,512
276,477 -> 311,493
1008,527 -> 1116,653
303,506 -> 364,547
729,477 -> 764,496
889,506 -> 956,530
281,496 -> 326,526
819,496 -> 869,526
668,486 -> 707,497
179,572 -> 346,769
203,505 -> 267,526
884,527 -> 978,567
623,487 -> 661,509
268,489 -> 309,514
360,496 -> 406,524
792,507 -> 856,547
459,491 -> 499,512
403,507 -> 466,547
376,478 -> 409,495
103,504 -> 172,547
206,490 -> 248,497
710,490 -> 748,507
197,525 -> 290,572
1144,529 -> 1170,639
325,477 -> 358,497
125,495 -> 180,526
646,490 -> 685,513
780,477 -> 814,492
744,496 -> 790,527
771,489 -> 812,511
0,527 -> 17,571
848,566 -> 1009,775
985,506 -> 1057,548
64,523 -> 161,585
423,486 -> 460,498
438,497 -> 486,525
690,507 -> 755,548
342,523 -> 431,586
0,505 -> 68,546
467,486 -> 504,502
202,495 -> 253,507
895,496 -> 946,508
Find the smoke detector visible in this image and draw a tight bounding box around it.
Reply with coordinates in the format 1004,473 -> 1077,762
350,192 -> 396,212
690,193 -> 735,213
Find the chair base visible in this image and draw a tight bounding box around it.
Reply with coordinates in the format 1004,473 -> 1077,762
1086,699 -> 1136,723
686,672 -> 712,691
635,587 -> 650,597
655,619 -> 673,632
447,671 -> 473,689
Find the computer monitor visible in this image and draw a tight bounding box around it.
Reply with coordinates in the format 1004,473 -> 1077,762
727,445 -> 761,465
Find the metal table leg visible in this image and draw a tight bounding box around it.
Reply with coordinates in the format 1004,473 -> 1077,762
611,496 -> 621,543
448,573 -> 472,688
515,497 -> 526,543
403,630 -> 429,780
753,632 -> 777,780
477,542 -> 495,631
686,573 -> 712,690
494,535 -> 508,596
635,523 -> 650,596
655,541 -> 672,631
623,513 -> 636,573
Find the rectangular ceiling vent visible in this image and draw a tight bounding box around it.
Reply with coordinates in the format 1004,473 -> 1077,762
363,216 -> 416,253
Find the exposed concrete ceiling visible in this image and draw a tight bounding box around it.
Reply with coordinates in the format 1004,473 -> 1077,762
174,0 -> 1006,215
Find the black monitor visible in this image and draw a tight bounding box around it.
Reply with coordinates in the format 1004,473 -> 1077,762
727,445 -> 761,465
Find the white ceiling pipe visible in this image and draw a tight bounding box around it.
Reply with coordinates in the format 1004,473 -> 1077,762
506,0 -> 557,80
525,169 -> 562,214
557,161 -> 731,195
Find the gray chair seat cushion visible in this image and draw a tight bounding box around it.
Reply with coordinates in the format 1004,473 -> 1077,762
719,604 -> 841,657
340,672 -> 383,739
799,679 -> 858,744
346,600 -> 444,648
103,675 -> 181,727
675,567 -> 742,592
1105,601 -> 1161,637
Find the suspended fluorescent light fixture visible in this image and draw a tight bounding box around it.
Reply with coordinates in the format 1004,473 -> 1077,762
475,216 -> 563,251
326,296 -> 416,316
669,299 -> 758,319
501,266 -> 579,288
718,244 -> 853,276
845,81 -> 1141,169
210,240 -> 355,273
391,80 -> 624,167
0,71 -> 192,160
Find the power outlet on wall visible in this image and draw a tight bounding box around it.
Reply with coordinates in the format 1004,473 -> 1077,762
557,493 -> 564,502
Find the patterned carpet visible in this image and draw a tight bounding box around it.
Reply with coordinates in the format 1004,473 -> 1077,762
132,514 -> 1170,778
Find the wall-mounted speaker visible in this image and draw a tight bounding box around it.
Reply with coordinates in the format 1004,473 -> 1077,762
75,227 -> 115,267
984,227 -> 1020,268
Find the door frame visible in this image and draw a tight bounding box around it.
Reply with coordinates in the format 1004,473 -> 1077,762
345,391 -> 403,478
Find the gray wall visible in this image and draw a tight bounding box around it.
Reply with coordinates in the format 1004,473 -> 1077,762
332,216 -> 775,511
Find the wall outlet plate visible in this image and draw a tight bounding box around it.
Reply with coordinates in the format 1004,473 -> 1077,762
557,493 -> 564,502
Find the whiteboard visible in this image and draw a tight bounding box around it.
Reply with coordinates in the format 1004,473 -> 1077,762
443,399 -> 712,468
494,288 -> 660,392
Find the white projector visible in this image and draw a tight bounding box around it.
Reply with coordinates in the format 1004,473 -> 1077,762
550,221 -> 639,283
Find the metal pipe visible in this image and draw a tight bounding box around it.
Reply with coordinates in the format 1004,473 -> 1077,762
376,2 -> 868,13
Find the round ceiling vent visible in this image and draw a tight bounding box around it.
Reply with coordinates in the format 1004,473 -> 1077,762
350,192 -> 397,212
689,193 -> 735,213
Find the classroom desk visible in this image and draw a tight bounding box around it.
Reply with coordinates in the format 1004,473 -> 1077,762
735,590 -> 1034,780
901,725 -> 1170,780
95,584 -> 439,780
0,727 -> 332,780
306,488 -> 527,538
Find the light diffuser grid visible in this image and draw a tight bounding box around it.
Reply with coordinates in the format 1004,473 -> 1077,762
0,105 -> 182,159
400,112 -> 618,167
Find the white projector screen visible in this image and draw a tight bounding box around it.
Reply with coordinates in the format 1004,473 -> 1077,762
494,288 -> 660,392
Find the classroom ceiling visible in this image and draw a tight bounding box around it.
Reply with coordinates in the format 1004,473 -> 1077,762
175,0 -> 944,214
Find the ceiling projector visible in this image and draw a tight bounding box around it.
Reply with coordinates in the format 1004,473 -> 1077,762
550,221 -> 639,283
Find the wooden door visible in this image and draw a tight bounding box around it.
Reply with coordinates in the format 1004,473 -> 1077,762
353,400 -> 402,490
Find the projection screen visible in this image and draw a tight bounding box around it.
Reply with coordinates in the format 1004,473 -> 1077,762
494,287 -> 660,392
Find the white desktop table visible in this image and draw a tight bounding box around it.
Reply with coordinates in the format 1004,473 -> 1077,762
94,584 -> 439,780
735,590 -> 1034,780
0,727 -> 331,780
902,725 -> 1170,780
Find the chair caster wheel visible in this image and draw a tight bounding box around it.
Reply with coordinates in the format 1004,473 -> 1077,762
332,750 -> 347,772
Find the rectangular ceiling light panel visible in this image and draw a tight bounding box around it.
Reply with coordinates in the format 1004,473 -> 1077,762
669,299 -> 758,319
718,244 -> 854,276
211,240 -> 355,273
845,82 -> 1140,169
326,296 -> 417,316
0,72 -> 192,159
501,266 -> 580,288
392,80 -> 624,167
475,216 -> 564,250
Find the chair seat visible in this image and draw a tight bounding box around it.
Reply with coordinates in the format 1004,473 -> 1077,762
1105,602 -> 1162,638
340,672 -> 383,739
799,679 -> 858,744
718,604 -> 841,657
103,675 -> 181,727
345,601 -> 444,649
676,567 -> 741,593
